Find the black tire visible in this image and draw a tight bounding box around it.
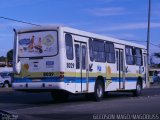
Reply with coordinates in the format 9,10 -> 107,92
93,80 -> 104,101
3,81 -> 10,88
51,91 -> 69,102
132,81 -> 142,97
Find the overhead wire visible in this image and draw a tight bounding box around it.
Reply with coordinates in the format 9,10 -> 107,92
0,16 -> 41,27
150,42 -> 160,48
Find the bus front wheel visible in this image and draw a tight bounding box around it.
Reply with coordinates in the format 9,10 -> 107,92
132,81 -> 142,97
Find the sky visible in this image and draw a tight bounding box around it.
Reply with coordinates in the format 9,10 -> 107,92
0,0 -> 160,62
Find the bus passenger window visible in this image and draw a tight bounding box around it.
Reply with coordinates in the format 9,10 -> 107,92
65,34 -> 73,60
125,46 -> 134,65
120,51 -> 123,71
135,48 -> 143,66
105,42 -> 115,63
82,45 -> 86,69
75,44 -> 80,69
93,40 -> 105,62
89,38 -> 94,61
116,51 -> 119,71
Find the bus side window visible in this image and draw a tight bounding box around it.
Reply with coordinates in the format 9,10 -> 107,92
93,40 -> 105,62
125,46 -> 134,65
105,42 -> 115,63
65,34 -> 73,60
135,48 -> 143,66
82,45 -> 86,69
75,44 -> 80,69
116,51 -> 119,71
89,38 -> 94,61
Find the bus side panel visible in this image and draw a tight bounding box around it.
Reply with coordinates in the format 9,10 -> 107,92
105,63 -> 118,92
124,65 -> 137,90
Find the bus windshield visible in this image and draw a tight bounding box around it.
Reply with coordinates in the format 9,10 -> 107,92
18,31 -> 58,58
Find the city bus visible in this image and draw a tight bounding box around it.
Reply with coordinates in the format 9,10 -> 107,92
13,26 -> 147,101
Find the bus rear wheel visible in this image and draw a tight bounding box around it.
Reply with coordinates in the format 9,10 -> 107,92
3,81 -> 10,88
132,82 -> 142,96
93,80 -> 104,101
51,91 -> 69,102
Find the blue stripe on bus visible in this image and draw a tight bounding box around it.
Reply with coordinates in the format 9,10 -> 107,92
111,77 -> 138,82
13,77 -> 138,83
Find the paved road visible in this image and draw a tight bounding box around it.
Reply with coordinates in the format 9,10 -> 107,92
0,88 -> 160,120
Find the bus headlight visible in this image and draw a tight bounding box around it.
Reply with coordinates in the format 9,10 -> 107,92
15,61 -> 21,74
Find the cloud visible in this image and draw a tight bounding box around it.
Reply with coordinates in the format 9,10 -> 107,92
95,22 -> 160,32
0,24 -> 4,28
100,33 -> 140,41
114,33 -> 137,39
87,7 -> 128,16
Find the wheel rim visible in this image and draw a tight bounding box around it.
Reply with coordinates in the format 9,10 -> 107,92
97,84 -> 103,98
4,83 -> 9,88
137,84 -> 141,94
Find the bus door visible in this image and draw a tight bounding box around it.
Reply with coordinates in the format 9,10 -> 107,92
74,42 -> 89,93
116,49 -> 125,89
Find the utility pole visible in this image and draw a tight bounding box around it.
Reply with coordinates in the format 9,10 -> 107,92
146,0 -> 151,88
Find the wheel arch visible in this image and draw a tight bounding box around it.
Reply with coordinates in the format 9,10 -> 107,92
4,80 -> 10,84
95,75 -> 105,90
3,80 -> 10,86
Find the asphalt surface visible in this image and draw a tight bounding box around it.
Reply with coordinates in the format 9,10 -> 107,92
0,87 -> 160,120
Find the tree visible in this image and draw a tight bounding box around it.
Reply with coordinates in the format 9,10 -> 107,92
154,53 -> 160,58
154,52 -> 160,68
7,49 -> 13,62
0,56 -> 6,62
6,49 -> 13,67
0,56 -> 6,67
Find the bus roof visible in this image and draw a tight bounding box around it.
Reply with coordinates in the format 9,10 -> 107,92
16,25 -> 146,49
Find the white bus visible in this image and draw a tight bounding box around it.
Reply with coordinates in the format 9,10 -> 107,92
13,26 -> 147,101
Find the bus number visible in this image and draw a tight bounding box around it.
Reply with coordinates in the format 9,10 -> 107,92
43,72 -> 54,76
67,63 -> 74,68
